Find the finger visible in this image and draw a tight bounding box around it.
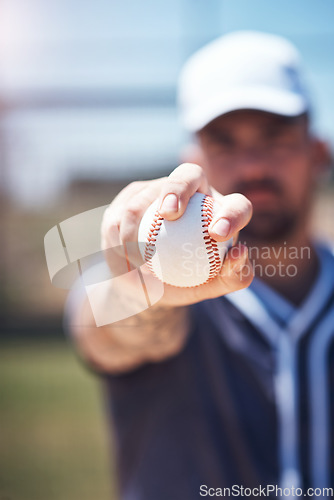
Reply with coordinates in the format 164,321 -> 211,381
119,183 -> 162,244
222,244 -> 252,278
204,244 -> 254,298
101,208 -> 122,249
112,178 -> 165,206
208,193 -> 253,242
103,179 -> 164,246
102,180 -> 165,271
157,163 -> 211,221
101,181 -> 150,249
158,244 -> 253,307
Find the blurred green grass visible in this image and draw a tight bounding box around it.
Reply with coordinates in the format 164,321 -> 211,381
0,340 -> 117,500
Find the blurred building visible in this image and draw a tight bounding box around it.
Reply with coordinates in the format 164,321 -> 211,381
0,0 -> 333,208
0,0 -> 333,335
0,0 -> 225,208
0,0 -> 224,333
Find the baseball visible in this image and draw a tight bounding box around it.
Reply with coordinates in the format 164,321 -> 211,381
138,192 -> 232,287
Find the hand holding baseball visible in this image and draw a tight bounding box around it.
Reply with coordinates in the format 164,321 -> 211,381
101,163 -> 253,307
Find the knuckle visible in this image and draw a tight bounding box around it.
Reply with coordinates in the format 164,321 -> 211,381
222,194 -> 253,224
243,197 -> 253,215
119,222 -> 134,242
118,180 -> 146,199
237,267 -> 254,287
125,202 -> 142,219
128,180 -> 145,190
102,204 -> 119,229
177,162 -> 203,173
170,163 -> 204,181
101,221 -> 120,245
234,193 -> 253,212
165,178 -> 191,192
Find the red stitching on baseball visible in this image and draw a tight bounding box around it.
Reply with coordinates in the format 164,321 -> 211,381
143,210 -> 164,275
201,195 -> 223,281
143,195 -> 223,287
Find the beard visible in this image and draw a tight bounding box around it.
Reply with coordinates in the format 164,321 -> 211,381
233,177 -> 302,244
240,209 -> 299,244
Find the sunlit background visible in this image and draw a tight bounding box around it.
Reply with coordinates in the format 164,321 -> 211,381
1,1 -> 333,499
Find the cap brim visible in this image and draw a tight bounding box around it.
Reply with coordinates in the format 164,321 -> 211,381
182,86 -> 309,132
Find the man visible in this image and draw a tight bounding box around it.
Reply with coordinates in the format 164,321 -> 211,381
69,32 -> 333,498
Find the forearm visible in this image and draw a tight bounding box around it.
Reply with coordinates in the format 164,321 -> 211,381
69,284 -> 191,374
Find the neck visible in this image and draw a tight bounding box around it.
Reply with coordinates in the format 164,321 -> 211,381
244,230 -> 319,306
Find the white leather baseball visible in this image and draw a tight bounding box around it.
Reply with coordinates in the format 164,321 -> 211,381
138,192 -> 232,287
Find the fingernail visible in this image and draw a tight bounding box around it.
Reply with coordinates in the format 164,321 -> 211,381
160,194 -> 178,213
212,218 -> 230,237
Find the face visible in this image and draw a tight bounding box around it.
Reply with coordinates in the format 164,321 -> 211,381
197,110 -> 319,243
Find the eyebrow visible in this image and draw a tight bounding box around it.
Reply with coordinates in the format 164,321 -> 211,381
201,128 -> 233,142
198,114 -> 307,142
264,119 -> 301,138
265,124 -> 290,138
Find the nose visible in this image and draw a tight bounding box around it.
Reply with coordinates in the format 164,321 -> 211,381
235,146 -> 270,178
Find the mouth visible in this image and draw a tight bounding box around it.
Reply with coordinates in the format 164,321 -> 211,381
236,180 -> 282,206
243,187 -> 279,204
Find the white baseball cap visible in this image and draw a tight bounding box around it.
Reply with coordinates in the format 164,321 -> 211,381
178,31 -> 311,132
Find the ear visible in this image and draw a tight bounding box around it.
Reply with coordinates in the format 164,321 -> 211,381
311,138 -> 332,180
